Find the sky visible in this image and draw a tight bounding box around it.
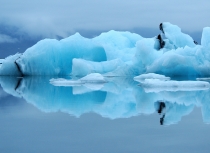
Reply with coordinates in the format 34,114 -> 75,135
0,0 -> 209,57
0,0 -> 210,38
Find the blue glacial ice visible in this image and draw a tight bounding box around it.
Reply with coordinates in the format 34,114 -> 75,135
1,22 -> 210,77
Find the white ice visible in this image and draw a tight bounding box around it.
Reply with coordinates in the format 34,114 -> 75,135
141,79 -> 210,92
50,73 -> 107,91
134,73 -> 210,92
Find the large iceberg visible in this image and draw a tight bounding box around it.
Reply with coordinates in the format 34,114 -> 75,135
1,22 -> 210,125
1,22 -> 210,77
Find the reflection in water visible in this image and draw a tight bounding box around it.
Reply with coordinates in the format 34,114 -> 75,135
0,76 -> 210,125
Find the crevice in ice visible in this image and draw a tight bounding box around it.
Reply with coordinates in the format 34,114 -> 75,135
157,34 -> 165,49
157,101 -> 166,114
159,23 -> 164,34
14,56 -> 24,77
194,40 -> 198,45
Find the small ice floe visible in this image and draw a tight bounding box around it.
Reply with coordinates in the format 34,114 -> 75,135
50,73 -> 107,90
140,79 -> 210,93
134,73 -> 170,83
134,73 -> 210,92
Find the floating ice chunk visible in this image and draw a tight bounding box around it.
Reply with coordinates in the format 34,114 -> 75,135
50,73 -> 107,91
140,79 -> 210,92
71,58 -> 124,77
134,73 -> 170,83
161,22 -> 196,48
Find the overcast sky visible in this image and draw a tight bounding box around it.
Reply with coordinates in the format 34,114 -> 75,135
0,0 -> 209,38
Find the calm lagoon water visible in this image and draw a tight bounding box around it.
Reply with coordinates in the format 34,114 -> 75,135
0,76 -> 210,153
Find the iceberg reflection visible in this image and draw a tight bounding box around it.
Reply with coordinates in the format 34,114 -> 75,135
1,76 -> 210,125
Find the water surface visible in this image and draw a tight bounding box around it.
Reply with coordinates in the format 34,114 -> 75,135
0,76 -> 210,153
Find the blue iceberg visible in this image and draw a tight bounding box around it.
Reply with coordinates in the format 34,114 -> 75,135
1,22 -> 210,125
1,22 -> 210,77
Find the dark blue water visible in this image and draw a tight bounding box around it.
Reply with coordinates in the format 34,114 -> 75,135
0,76 -> 210,153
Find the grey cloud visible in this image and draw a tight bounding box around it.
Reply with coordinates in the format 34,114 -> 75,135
0,34 -> 18,43
0,0 -> 209,38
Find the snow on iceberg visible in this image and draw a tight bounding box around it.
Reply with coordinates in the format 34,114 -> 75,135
1,22 -> 210,77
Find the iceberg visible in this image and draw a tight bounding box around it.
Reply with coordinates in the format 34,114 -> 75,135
0,22 -> 210,77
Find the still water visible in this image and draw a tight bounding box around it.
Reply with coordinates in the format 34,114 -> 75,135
0,76 -> 210,153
